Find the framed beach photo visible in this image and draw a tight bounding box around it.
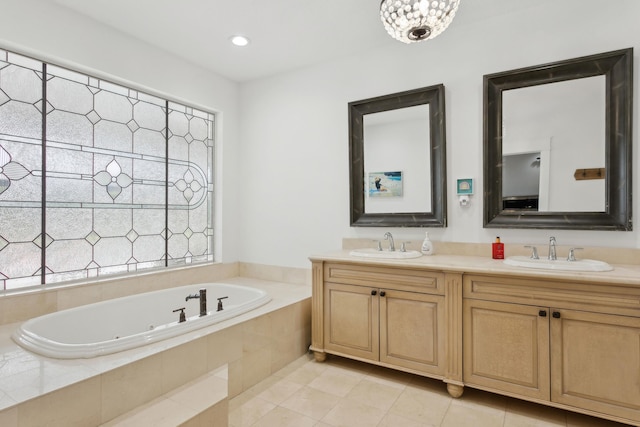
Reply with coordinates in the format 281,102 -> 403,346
368,171 -> 403,197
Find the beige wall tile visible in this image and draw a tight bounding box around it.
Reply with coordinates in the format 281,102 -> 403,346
101,354 -> 163,423
161,338 -> 209,393
270,305 -> 295,337
57,284 -> 102,311
227,359 -> 244,399
1,291 -> 57,324
18,376 -> 101,427
207,325 -> 243,371
243,316 -> 272,354
241,349 -> 272,391
0,407 -> 17,427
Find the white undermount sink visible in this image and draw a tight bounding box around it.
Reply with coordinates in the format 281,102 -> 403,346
503,256 -> 613,272
349,248 -> 423,259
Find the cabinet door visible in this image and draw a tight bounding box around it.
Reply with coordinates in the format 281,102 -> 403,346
324,282 -> 379,361
380,289 -> 445,375
463,299 -> 550,400
551,309 -> 640,423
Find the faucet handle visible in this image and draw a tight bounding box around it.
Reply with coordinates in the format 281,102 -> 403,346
524,245 -> 539,259
400,242 -> 411,252
173,307 -> 186,323
373,240 -> 382,251
567,247 -> 584,261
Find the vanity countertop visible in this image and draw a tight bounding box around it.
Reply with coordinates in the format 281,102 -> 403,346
309,250 -> 640,287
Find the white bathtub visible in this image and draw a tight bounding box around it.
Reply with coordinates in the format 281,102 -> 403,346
12,283 -> 271,359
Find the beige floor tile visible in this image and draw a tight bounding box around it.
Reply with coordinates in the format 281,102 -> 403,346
345,378 -> 405,412
251,406 -> 316,427
325,356 -> 374,378
307,367 -> 361,397
282,359 -> 328,385
256,377 -> 304,405
377,412 -> 436,427
365,365 -> 416,387
228,396 -> 275,427
504,398 -> 567,427
320,398 -> 387,427
280,385 -> 342,420
272,353 -> 315,378
389,384 -> 452,426
440,400 -> 505,427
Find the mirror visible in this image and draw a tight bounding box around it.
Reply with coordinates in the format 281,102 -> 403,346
349,85 -> 446,227
484,48 -> 633,230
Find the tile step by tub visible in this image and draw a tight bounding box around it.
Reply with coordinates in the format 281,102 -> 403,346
100,365 -> 228,427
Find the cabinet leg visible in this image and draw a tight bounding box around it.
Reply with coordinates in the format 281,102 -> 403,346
313,351 -> 327,362
446,383 -> 464,398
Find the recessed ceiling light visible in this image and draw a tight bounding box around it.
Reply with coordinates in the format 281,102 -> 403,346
230,35 -> 250,47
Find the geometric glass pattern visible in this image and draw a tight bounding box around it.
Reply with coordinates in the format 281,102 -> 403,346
0,49 -> 214,290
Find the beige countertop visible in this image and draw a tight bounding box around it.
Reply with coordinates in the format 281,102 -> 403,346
310,250 -> 640,287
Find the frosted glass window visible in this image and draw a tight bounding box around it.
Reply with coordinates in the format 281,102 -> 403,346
0,49 -> 215,290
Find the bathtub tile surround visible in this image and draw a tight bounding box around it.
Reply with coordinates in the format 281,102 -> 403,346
103,366 -> 229,427
0,274 -> 311,426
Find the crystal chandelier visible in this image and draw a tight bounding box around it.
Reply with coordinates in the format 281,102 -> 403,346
380,0 -> 460,44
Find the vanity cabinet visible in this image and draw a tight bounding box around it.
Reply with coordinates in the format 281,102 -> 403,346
463,274 -> 640,425
311,261 -> 463,390
323,282 -> 445,375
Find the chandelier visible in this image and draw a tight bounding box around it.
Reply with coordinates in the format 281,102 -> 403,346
380,0 -> 460,44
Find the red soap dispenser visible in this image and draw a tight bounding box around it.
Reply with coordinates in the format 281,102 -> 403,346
492,236 -> 504,259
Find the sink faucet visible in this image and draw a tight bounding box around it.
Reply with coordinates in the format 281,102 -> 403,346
185,288 -> 207,317
548,236 -> 557,260
384,232 -> 395,251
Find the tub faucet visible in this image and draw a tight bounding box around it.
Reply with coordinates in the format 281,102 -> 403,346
384,232 -> 395,251
185,288 -> 207,317
548,236 -> 557,260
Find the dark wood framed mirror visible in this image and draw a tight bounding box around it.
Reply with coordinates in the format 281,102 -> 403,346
349,84 -> 447,227
484,48 -> 633,230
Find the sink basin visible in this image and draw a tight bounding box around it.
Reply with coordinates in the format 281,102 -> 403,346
349,248 -> 423,259
503,256 -> 613,272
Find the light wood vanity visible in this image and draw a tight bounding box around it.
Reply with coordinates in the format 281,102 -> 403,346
310,252 -> 640,426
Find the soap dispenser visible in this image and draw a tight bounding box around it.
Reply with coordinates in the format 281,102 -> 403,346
421,232 -> 434,255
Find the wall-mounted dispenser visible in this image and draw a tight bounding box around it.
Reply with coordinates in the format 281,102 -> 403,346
457,178 -> 473,207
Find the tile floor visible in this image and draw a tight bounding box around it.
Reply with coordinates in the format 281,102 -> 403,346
229,353 -> 632,427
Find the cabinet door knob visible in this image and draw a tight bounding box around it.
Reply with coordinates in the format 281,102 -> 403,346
552,311 -> 561,319
539,310 -> 547,317
371,290 -> 377,296
380,291 -> 386,297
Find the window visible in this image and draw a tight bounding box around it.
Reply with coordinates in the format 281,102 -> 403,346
0,49 -> 214,290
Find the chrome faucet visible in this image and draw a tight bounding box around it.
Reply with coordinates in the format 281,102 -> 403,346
548,236 -> 557,260
185,288 -> 207,317
384,232 -> 395,251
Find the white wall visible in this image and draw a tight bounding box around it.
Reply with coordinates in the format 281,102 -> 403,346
239,0 -> 640,268
0,0 -> 241,263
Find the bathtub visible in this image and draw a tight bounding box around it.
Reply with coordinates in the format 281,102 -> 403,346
12,283 -> 271,359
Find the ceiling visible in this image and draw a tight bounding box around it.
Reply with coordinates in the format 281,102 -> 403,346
50,0 -> 546,83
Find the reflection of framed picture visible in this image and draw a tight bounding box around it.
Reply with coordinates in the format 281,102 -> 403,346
457,178 -> 473,195
368,171 -> 403,197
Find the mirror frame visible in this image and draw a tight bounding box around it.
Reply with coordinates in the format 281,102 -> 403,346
483,48 -> 633,230
349,84 -> 447,227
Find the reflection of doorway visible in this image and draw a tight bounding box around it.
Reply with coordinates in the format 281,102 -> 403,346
502,151 -> 550,211
502,136 -> 551,211
503,152 -> 540,209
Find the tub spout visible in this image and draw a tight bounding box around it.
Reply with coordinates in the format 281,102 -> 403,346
185,288 -> 207,317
